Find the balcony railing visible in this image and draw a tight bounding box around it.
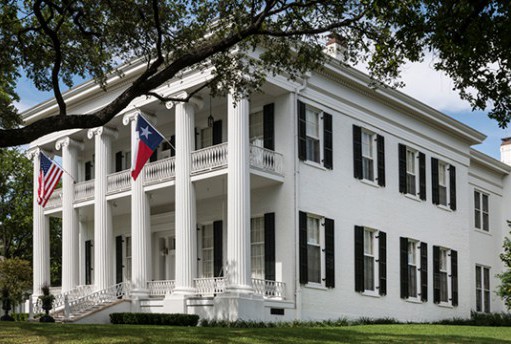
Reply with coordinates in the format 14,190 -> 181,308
74,180 -> 95,203
147,280 -> 176,296
145,157 -> 176,185
194,277 -> 226,296
107,170 -> 131,194
191,143 -> 228,174
45,188 -> 62,209
250,145 -> 283,175
251,278 -> 286,299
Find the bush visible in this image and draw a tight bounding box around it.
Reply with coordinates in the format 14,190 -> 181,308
12,313 -> 28,322
199,317 -> 351,328
434,311 -> 511,327
110,313 -> 199,326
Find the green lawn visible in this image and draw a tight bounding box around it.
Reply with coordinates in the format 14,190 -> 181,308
1,322 -> 511,343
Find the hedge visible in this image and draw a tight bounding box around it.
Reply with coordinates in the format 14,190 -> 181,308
110,313 -> 199,326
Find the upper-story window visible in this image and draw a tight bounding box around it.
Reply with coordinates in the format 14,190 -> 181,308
84,160 -> 94,181
198,120 -> 222,149
432,158 -> 456,210
353,125 -> 385,186
354,226 -> 386,296
474,190 -> 489,231
250,111 -> 264,147
298,101 -> 333,169
433,245 -> 458,306
399,144 -> 426,199
299,211 -> 335,288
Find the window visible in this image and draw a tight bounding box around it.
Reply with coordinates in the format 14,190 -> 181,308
250,111 -> 264,147
432,158 -> 456,210
408,241 -> 418,298
353,125 -> 385,186
125,236 -> 132,282
307,216 -> 322,284
201,224 -> 214,278
400,238 -> 427,301
201,127 -> 213,149
250,217 -> 265,279
306,108 -> 321,163
475,265 -> 490,313
474,191 -> 489,231
298,102 -> 333,169
406,149 -> 417,195
85,161 -> 93,181
299,212 -> 335,287
399,144 -> 426,199
355,226 -> 386,295
433,246 -> 458,306
361,131 -> 375,181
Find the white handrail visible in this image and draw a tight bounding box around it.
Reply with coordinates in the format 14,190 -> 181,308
145,157 -> 175,185
251,278 -> 286,299
45,188 -> 62,209
250,145 -> 284,175
194,277 -> 226,296
107,170 -> 131,194
33,284 -> 94,315
74,180 -> 95,202
147,280 -> 176,296
191,143 -> 228,174
67,282 -> 130,315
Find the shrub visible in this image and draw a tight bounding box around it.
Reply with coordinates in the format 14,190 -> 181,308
12,313 -> 28,322
110,313 -> 199,326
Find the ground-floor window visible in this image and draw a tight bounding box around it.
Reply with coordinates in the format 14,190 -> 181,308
476,265 -> 490,313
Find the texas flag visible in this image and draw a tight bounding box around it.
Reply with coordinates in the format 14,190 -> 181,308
131,115 -> 164,181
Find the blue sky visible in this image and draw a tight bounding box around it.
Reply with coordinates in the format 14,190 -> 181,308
14,57 -> 509,160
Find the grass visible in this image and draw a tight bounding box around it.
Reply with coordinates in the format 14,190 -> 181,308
1,322 -> 511,343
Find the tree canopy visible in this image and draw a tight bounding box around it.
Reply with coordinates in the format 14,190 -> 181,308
0,1 -> 510,147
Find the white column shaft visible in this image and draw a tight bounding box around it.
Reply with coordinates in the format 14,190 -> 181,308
174,102 -> 197,293
94,132 -> 113,290
32,151 -> 50,297
130,118 -> 151,296
61,142 -> 79,292
227,94 -> 252,292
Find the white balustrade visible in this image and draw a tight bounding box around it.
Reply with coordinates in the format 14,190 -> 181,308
194,277 -> 226,296
45,188 -> 63,209
250,145 -> 284,175
251,278 -> 286,299
147,280 -> 176,296
191,143 -> 228,174
74,180 -> 95,202
144,157 -> 176,185
107,170 -> 131,194
33,284 -> 94,315
67,282 -> 130,315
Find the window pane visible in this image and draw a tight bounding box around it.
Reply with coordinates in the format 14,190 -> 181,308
438,163 -> 446,186
440,272 -> 448,302
362,132 -> 372,157
306,109 -> 319,138
308,245 -> 321,283
483,268 -> 490,289
408,265 -> 417,298
306,137 -> 320,163
202,224 -> 213,278
474,191 -> 480,210
407,174 -> 416,195
476,289 -> 482,312
251,217 -> 265,279
408,241 -> 416,265
440,250 -> 447,271
364,230 -> 373,255
475,209 -> 481,229
476,266 -> 481,288
482,194 -> 489,212
406,150 -> 415,174
484,291 -> 491,313
307,217 -> 319,244
364,256 -> 374,291
250,111 -> 264,145
362,157 -> 374,181
483,213 -> 489,231
439,186 -> 447,206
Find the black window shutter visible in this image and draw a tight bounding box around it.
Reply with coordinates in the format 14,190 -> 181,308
85,240 -> 92,285
433,245 -> 440,304
115,151 -> 123,172
431,158 -> 439,205
400,237 -> 409,299
213,120 -> 222,145
170,135 -> 176,157
378,231 -> 387,296
299,211 -> 308,284
115,236 -> 123,284
298,101 -> 307,161
85,161 -> 92,181
376,135 -> 385,187
353,125 -> 363,179
449,165 -> 457,211
451,250 -> 458,306
398,144 -> 407,193
420,242 -> 428,302
263,103 -> 275,150
325,218 -> 335,288
323,113 -> 333,170
149,149 -> 158,162
419,152 -> 426,200
213,220 -> 223,277
354,226 -> 364,292
264,213 -> 276,281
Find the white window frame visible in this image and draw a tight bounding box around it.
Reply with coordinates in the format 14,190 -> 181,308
438,247 -> 452,306
475,265 -> 491,313
304,107 -> 322,164
250,216 -> 265,280
363,228 -> 380,296
124,235 -> 132,282
406,148 -> 419,196
474,190 -> 489,232
306,214 -> 325,287
407,240 -> 421,300
437,161 -> 449,206
199,223 -> 214,278
361,130 -> 376,182
249,110 -> 264,147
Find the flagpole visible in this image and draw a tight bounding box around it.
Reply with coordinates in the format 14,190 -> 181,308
138,113 -> 176,151
41,151 -> 77,183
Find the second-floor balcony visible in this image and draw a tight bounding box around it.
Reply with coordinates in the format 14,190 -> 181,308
46,144 -> 283,210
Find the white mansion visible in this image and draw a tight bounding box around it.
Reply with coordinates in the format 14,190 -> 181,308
23,44 -> 511,323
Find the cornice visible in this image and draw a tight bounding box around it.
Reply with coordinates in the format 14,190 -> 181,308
470,148 -> 511,175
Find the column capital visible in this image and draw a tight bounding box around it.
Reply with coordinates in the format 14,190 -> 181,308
87,126 -> 118,140
55,137 -> 84,151
122,110 -> 157,126
25,147 -> 41,160
167,93 -> 204,112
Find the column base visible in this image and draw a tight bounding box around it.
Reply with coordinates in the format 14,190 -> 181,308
130,288 -> 149,300
214,292 -> 264,322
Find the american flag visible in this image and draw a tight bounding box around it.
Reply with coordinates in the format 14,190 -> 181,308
37,153 -> 64,208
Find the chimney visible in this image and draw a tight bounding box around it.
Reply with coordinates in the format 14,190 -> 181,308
500,137 -> 511,165
323,33 -> 347,61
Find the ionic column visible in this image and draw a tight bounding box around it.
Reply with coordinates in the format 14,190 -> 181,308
172,95 -> 202,294
56,137 -> 82,293
87,127 -> 117,291
226,93 -> 252,293
123,111 -> 151,297
27,148 -> 50,299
